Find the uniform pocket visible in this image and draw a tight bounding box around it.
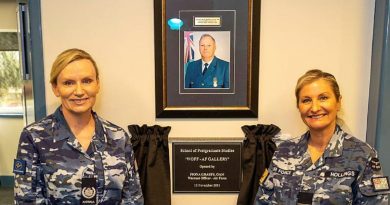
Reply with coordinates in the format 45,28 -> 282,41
105,162 -> 127,189
100,189 -> 122,204
321,173 -> 355,204
323,170 -> 356,193
41,164 -> 56,182
272,174 -> 299,203
359,178 -> 390,197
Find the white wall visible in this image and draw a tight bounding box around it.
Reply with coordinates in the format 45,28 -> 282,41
0,0 -> 17,30
259,1 -> 374,139
40,0 -> 375,204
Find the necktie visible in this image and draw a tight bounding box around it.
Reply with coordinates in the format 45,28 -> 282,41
202,63 -> 208,75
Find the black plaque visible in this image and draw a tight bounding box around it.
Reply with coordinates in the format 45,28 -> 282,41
173,142 -> 241,193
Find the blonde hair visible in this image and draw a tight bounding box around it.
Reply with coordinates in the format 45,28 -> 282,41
295,69 -> 341,107
50,48 -> 99,85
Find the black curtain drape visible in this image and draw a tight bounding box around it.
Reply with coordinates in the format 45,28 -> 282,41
128,124 -> 171,205
236,124 -> 281,205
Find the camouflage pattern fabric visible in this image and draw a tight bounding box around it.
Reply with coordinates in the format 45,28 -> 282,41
14,107 -> 144,204
255,125 -> 390,205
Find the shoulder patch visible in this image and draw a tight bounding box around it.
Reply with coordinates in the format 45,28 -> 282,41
13,159 -> 26,175
369,158 -> 381,171
372,176 -> 390,192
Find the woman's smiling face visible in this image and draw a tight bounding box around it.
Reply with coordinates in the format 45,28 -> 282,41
51,59 -> 100,116
298,78 -> 341,132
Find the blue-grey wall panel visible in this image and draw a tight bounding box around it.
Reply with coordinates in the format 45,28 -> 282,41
28,0 -> 46,120
370,0 -> 390,178
376,45 -> 390,177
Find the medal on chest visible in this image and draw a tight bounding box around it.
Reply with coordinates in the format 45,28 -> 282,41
213,77 -> 218,87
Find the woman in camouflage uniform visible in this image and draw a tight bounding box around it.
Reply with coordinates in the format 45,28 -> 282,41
255,69 -> 389,204
14,48 -> 144,204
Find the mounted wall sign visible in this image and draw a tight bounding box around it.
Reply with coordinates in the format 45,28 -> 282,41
172,142 -> 241,193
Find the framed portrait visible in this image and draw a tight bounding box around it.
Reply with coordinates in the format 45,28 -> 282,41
154,0 -> 260,118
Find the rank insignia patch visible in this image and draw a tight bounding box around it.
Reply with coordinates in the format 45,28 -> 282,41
259,169 -> 269,185
369,158 -> 381,171
13,159 -> 26,175
372,176 -> 390,192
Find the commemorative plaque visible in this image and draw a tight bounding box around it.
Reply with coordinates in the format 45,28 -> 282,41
173,142 -> 241,193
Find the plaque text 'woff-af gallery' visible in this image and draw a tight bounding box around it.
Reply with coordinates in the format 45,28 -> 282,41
173,142 -> 241,193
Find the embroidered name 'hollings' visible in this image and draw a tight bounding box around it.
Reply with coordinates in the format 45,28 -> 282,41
325,170 -> 358,178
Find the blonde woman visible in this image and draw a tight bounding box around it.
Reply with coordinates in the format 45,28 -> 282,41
255,69 -> 389,204
14,48 -> 144,204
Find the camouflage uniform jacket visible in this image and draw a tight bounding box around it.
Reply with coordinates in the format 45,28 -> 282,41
14,107 -> 144,204
255,125 -> 390,205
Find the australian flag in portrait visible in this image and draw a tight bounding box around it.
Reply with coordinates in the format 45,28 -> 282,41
184,31 -> 195,75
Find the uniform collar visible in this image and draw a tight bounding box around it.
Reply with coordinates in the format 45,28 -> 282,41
296,125 -> 345,170
297,125 -> 345,158
52,106 -> 106,146
323,125 -> 345,158
202,57 -> 214,66
92,115 -> 107,152
52,107 -> 74,142
209,56 -> 218,68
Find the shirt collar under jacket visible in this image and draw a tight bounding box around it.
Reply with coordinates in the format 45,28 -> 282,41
297,125 -> 345,159
51,106 -> 106,146
202,57 -> 214,67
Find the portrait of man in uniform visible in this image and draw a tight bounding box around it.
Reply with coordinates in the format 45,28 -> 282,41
184,33 -> 230,89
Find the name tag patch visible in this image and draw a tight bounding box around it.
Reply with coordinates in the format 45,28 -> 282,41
13,159 -> 26,175
81,177 -> 97,204
325,170 -> 358,178
372,176 -> 390,192
272,166 -> 293,176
